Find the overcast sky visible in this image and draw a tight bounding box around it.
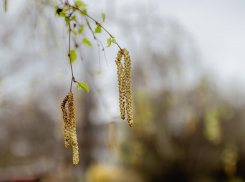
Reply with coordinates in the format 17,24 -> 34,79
157,0 -> 245,91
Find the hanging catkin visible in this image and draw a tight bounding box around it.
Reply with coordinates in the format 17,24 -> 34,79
61,95 -> 70,149
115,50 -> 126,120
67,92 -> 79,165
123,48 -> 133,127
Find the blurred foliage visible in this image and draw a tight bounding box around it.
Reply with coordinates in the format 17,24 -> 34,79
120,63 -> 245,181
86,163 -> 145,182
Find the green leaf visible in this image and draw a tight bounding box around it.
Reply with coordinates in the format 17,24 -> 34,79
58,9 -> 68,17
107,38 -> 111,47
71,29 -> 77,35
65,17 -> 68,24
112,37 -> 117,44
70,50 -> 77,63
82,38 -> 92,47
95,26 -> 102,33
62,9 -> 68,13
55,6 -> 59,14
59,13 -> 66,17
78,26 -> 84,34
71,15 -> 77,22
77,82 -> 89,93
102,13 -> 106,22
78,8 -> 87,16
76,0 -> 87,7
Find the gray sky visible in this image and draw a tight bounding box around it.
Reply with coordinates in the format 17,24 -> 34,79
157,0 -> 245,90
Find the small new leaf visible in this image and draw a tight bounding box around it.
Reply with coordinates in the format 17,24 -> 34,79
76,0 -> 87,7
65,17 -> 69,25
62,9 -> 68,13
55,6 -> 62,15
102,13 -> 106,22
107,38 -> 111,47
82,38 -> 92,47
77,82 -> 89,93
71,29 -> 77,35
70,50 -> 77,63
59,13 -> 66,17
78,26 -> 83,34
58,9 -> 68,17
95,26 -> 102,33
78,8 -> 87,16
112,37 -> 117,44
71,15 -> 77,23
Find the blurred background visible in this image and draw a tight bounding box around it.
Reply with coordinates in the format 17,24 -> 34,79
1,0 -> 245,181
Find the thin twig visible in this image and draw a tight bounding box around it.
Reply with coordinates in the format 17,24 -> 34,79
70,5 -> 122,51
64,1 -> 120,91
67,1 -> 75,92
72,36 -> 84,60
86,18 -> 109,67
83,18 -> 101,69
88,28 -> 109,67
76,46 -> 114,119
97,38 -> 109,67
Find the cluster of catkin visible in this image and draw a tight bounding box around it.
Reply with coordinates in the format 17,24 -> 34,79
115,48 -> 133,127
61,92 -> 79,165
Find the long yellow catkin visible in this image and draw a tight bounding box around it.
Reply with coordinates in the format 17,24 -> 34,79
68,92 -> 79,165
123,48 -> 133,127
61,95 -> 70,149
115,50 -> 126,120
